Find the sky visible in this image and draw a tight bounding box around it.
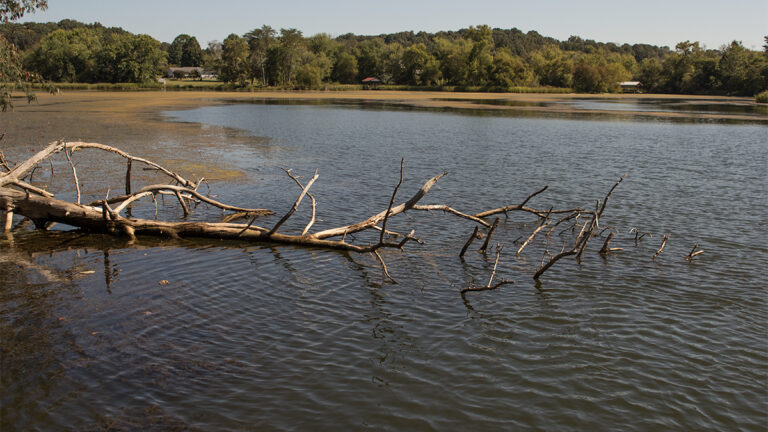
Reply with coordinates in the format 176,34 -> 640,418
17,0 -> 768,50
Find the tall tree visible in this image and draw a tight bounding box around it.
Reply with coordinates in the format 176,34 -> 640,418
572,61 -> 603,92
295,50 -> 332,88
203,40 -> 222,74
401,43 -> 440,85
331,51 -> 358,83
96,33 -> 166,83
356,38 -> 386,80
718,41 -> 767,95
381,42 -> 404,84
26,27 -> 102,82
637,57 -> 663,92
660,41 -> 701,93
244,25 -> 276,86
490,49 -> 534,87
220,33 -> 249,85
464,25 -> 494,85
274,28 -> 304,85
307,32 -> 336,56
529,44 -> 573,88
180,36 -> 202,67
167,33 -> 191,66
434,37 -> 471,85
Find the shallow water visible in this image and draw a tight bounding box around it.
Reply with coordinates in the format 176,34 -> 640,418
561,98 -> 768,116
2,101 -> 767,431
471,97 -> 768,121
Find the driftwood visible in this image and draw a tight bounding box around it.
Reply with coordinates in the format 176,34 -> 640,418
599,231 -> 623,255
532,175 -> 626,279
685,244 -> 704,261
0,141 -> 438,253
461,243 -> 514,295
629,227 -> 652,246
0,142 -> 569,276
653,234 -> 670,261
2,142 -> 700,287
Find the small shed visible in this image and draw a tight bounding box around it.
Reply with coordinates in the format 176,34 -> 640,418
618,81 -> 642,93
362,77 -> 381,89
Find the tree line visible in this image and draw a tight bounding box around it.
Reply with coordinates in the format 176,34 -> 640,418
2,19 -> 767,95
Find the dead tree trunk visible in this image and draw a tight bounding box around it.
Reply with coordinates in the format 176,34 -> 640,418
4,142 -> 678,286
0,141 -> 564,256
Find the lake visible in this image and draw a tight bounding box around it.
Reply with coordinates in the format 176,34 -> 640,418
2,99 -> 767,431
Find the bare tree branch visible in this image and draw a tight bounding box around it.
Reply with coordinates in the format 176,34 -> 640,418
373,250 -> 396,284
629,227 -> 653,246
479,217 -> 500,253
64,148 -> 80,204
685,243 -> 704,260
653,234 -> 670,261
599,231 -> 623,255
461,243 -> 514,294
269,170 -> 318,234
459,225 -> 481,258
381,159 -> 404,244
280,168 -> 318,236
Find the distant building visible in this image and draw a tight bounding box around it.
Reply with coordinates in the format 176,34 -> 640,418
618,81 -> 642,93
166,67 -> 216,80
167,67 -> 202,78
362,77 -> 381,89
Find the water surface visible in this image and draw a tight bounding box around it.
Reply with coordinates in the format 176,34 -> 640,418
2,100 -> 767,431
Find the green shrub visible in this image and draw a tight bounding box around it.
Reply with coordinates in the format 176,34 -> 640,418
755,90 -> 768,103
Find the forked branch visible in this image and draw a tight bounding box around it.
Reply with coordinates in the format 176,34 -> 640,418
461,243 -> 514,294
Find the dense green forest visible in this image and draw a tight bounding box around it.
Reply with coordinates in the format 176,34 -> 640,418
2,19 -> 767,95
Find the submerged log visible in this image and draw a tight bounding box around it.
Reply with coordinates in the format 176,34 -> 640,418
0,141 -> 556,256
4,141 -> 687,286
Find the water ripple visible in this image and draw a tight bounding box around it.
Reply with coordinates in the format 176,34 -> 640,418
3,105 -> 767,431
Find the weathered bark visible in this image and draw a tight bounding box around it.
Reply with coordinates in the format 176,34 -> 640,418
310,172 -> 448,240
0,142 -> 515,256
4,142 -> 655,286
474,185 -> 582,219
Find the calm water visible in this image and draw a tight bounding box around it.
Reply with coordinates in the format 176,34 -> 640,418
469,97 -> 768,118
2,101 -> 767,431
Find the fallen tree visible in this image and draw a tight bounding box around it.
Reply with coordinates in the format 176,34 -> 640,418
1,140 -> 578,249
2,140 -> 679,285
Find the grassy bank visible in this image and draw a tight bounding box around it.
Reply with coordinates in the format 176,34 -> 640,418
30,80 -> 573,94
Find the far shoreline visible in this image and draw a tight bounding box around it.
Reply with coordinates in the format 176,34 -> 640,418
3,89 -> 765,181
5,89 -> 765,148
11,88 -> 766,119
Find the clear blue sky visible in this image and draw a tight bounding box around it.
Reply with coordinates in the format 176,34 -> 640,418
19,0 -> 768,50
